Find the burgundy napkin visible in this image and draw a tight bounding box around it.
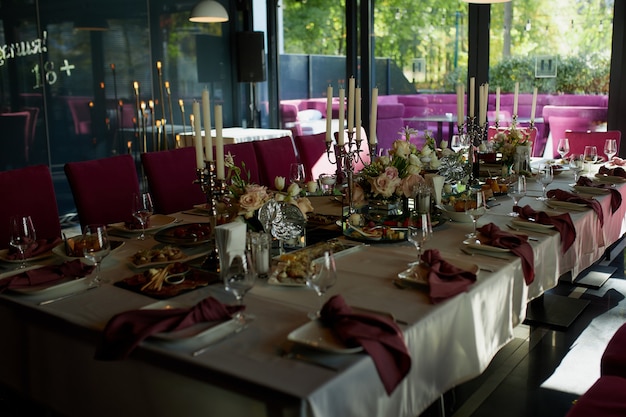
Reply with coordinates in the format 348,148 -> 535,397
477,223 -> 534,285
320,295 -> 411,394
0,260 -> 94,293
547,189 -> 604,226
95,297 -> 244,361
5,237 -> 62,260
421,249 -> 477,303
514,205 -> 576,252
598,165 -> 626,178
577,176 -> 622,213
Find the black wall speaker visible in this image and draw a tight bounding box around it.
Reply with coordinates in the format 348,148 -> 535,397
236,31 -> 266,83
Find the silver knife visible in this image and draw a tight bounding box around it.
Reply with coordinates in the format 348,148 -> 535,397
39,285 -> 98,306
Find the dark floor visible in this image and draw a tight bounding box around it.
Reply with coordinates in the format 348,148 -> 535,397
2,242 -> 625,417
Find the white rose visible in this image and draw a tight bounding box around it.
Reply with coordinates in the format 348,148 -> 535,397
409,154 -> 420,166
421,146 -> 433,156
274,193 -> 286,201
287,183 -> 301,196
440,140 -> 448,149
407,164 -> 422,175
430,158 -> 441,169
379,155 -> 390,165
274,176 -> 285,191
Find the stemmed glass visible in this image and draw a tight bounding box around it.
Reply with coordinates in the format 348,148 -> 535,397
463,189 -> 487,245
507,175 -> 527,216
9,215 -> 36,269
535,164 -> 554,201
223,251 -> 257,326
451,135 -> 464,153
584,145 -> 598,174
569,154 -> 585,184
82,224 -> 111,286
604,139 -> 618,163
132,192 -> 154,240
305,251 -> 337,319
289,163 -> 305,188
407,212 -> 432,265
557,138 -> 570,160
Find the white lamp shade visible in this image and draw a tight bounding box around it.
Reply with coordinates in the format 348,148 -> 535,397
189,0 -> 229,23
462,0 -> 511,2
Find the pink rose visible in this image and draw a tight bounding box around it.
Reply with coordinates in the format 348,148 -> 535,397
384,166 -> 400,180
239,185 -> 269,214
370,173 -> 400,198
401,174 -> 425,198
351,182 -> 366,207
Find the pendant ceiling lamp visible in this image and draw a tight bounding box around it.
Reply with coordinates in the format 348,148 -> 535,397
461,0 -> 511,3
189,0 -> 229,23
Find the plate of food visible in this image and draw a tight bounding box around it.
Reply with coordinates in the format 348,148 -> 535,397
128,245 -> 209,269
397,258 -> 479,287
52,239 -> 125,261
109,214 -> 177,234
115,266 -> 218,299
153,223 -> 213,246
287,319 -> 364,354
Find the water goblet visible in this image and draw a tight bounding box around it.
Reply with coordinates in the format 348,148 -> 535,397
132,192 -> 154,240
451,135 -> 464,153
407,212 -> 432,265
569,154 -> 585,184
305,251 -> 337,319
289,162 -> 305,188
583,145 -> 598,174
319,173 -> 337,195
82,224 -> 111,286
223,251 -> 257,326
557,138 -> 570,160
507,175 -> 527,216
604,139 -> 617,162
463,189 -> 487,245
535,164 -> 554,201
9,215 -> 36,269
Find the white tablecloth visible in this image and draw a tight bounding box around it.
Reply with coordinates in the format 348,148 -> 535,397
179,127 -> 293,147
0,166 -> 624,417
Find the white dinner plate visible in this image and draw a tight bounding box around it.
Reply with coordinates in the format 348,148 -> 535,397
109,214 -> 177,234
594,174 -> 626,184
0,248 -> 54,264
51,240 -> 125,261
397,258 -> 479,287
545,200 -> 589,211
11,275 -> 90,295
466,243 -> 510,253
287,319 -> 364,354
511,219 -> 554,231
572,185 -> 610,195
267,264 -> 307,287
439,205 -> 473,223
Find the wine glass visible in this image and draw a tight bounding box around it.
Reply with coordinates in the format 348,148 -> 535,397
451,135 -> 464,153
569,154 -> 585,184
463,189 -> 487,245
132,192 -> 154,240
535,164 -> 554,201
583,145 -> 598,174
604,139 -> 618,162
507,175 -> 527,216
82,224 -> 111,286
289,163 -> 305,187
223,251 -> 257,326
407,212 -> 432,265
305,251 -> 337,319
557,138 -> 570,160
9,215 -> 36,269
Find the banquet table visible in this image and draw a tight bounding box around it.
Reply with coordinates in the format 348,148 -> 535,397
0,162 -> 625,417
178,127 -> 293,147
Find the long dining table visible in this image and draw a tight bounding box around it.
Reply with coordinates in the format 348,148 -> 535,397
1,161 -> 625,417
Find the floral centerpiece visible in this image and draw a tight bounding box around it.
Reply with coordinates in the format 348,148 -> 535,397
491,125 -> 533,168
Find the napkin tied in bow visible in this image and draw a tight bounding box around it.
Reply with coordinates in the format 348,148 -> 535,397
547,189 -> 604,226
0,259 -> 94,293
576,177 -> 622,213
320,295 -> 411,394
514,205 -> 576,252
477,223 -> 534,285
421,249 -> 477,303
95,297 -> 244,361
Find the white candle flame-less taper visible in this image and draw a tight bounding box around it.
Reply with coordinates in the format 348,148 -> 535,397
202,88 -> 213,160
347,77 -> 355,133
215,104 -> 225,179
369,87 -> 378,145
337,88 -> 345,146
513,82 -> 519,117
355,87 -> 362,141
326,85 -> 333,144
192,102 -> 203,169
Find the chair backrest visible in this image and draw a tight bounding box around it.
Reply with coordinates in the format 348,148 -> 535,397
141,148 -> 207,214
548,116 -> 596,158
294,132 -> 337,182
252,136 -> 299,188
65,154 -> 140,228
0,112 -> 30,169
0,165 -> 61,249
563,130 -> 622,160
223,141 -> 261,185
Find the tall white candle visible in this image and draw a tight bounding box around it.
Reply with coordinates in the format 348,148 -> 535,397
482,83 -> 489,126
347,77 -> 355,133
355,87 -> 362,141
478,84 -> 485,127
469,77 -> 475,118
338,88 -> 345,146
369,87 -> 378,145
513,82 -> 519,116
495,86 -> 501,123
202,88 -> 213,161
456,84 -> 464,125
530,87 -> 538,122
192,102 -> 203,169
215,105 -> 225,179
326,85 -> 333,144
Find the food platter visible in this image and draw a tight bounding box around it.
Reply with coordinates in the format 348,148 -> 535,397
52,240 -> 125,261
115,267 -> 218,299
154,223 -> 213,246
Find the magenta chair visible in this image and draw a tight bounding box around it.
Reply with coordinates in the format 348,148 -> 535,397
563,130 -> 621,160
65,154 -> 140,228
141,148 -> 207,214
223,142 -> 261,185
0,165 -> 61,250
294,132 -> 337,181
252,136 -> 299,188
